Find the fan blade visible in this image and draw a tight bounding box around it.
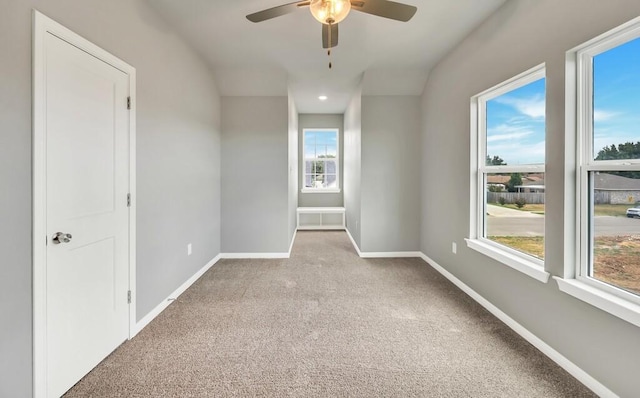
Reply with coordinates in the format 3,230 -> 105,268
322,23 -> 339,49
246,1 -> 310,23
351,0 -> 417,22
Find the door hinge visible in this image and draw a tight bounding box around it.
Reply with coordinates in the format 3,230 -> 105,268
127,96 -> 131,110
127,290 -> 132,304
127,193 -> 131,207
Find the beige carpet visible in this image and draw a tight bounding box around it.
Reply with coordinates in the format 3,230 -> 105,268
65,231 -> 595,397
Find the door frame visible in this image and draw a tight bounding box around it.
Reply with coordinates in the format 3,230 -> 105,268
32,10 -> 137,397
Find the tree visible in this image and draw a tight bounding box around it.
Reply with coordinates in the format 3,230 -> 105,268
486,155 -> 506,166
595,141 -> 640,179
595,141 -> 640,161
506,173 -> 522,192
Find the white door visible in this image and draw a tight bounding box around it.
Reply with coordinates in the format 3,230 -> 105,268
44,32 -> 130,397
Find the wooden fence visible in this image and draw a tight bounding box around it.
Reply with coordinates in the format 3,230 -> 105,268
489,190 -> 637,205
487,192 -> 545,204
594,191 -> 610,204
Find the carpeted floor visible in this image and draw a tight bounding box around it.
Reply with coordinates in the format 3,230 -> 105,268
65,231 -> 595,397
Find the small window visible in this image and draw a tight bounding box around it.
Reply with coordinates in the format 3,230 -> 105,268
468,65 -> 548,282
576,28 -> 640,302
302,129 -> 339,192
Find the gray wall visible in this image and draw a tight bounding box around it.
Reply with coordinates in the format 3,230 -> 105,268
361,96 -> 421,252
420,0 -> 640,396
298,114 -> 344,207
221,96 -> 290,253
0,1 -> 222,396
288,94 -> 299,244
343,88 -> 362,247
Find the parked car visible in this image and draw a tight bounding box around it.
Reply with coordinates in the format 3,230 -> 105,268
627,206 -> 640,218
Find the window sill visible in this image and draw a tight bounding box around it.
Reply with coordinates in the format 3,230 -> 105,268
554,277 -> 640,328
465,238 -> 550,283
301,188 -> 341,194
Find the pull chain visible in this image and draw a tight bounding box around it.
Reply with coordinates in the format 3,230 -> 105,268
328,21 -> 333,69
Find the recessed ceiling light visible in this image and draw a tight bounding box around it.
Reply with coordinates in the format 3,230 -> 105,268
319,95 -> 328,101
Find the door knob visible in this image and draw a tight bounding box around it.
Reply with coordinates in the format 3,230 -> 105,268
52,232 -> 72,244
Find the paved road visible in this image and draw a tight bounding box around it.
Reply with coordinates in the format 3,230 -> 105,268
487,215 -> 640,236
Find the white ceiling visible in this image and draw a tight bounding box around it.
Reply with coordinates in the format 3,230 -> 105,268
148,0 -> 506,113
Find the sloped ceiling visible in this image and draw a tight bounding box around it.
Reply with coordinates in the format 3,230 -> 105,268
148,0 -> 506,113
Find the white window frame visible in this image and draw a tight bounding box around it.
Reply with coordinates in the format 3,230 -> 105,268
557,17 -> 640,328
301,128 -> 340,193
467,64 -> 550,283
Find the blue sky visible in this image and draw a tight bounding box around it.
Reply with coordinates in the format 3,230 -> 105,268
486,78 -> 546,165
486,36 -> 640,165
304,130 -> 337,158
593,36 -> 640,159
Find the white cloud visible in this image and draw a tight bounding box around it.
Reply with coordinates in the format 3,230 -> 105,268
496,95 -> 545,119
488,140 -> 545,165
487,130 -> 533,143
593,109 -> 618,122
523,140 -> 546,163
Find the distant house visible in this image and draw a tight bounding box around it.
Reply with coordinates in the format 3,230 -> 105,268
515,184 -> 545,193
488,173 -> 640,204
486,173 -> 545,193
515,174 -> 545,193
486,175 -> 510,184
593,173 -> 640,204
485,173 -> 545,203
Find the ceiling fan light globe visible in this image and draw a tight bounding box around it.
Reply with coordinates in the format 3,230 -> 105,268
310,0 -> 351,24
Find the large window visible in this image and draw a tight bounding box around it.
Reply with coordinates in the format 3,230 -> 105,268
302,129 -> 339,192
574,24 -> 640,303
557,17 -> 640,328
468,65 -> 548,282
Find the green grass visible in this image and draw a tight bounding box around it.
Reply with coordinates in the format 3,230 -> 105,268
489,236 -> 544,259
488,235 -> 640,295
490,203 -> 634,217
593,204 -> 634,217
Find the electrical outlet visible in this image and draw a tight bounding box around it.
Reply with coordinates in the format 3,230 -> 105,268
452,242 -> 457,254
187,243 -> 192,256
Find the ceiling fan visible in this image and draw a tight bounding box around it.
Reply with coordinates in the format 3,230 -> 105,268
247,0 -> 417,68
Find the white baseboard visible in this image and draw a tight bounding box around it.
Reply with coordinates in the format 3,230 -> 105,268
132,254 -> 221,336
345,228 -> 420,258
419,253 -> 617,398
218,232 -> 298,260
220,232 -> 297,260
345,227 -> 363,256
360,251 -> 422,258
220,252 -> 290,259
288,229 -> 297,256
